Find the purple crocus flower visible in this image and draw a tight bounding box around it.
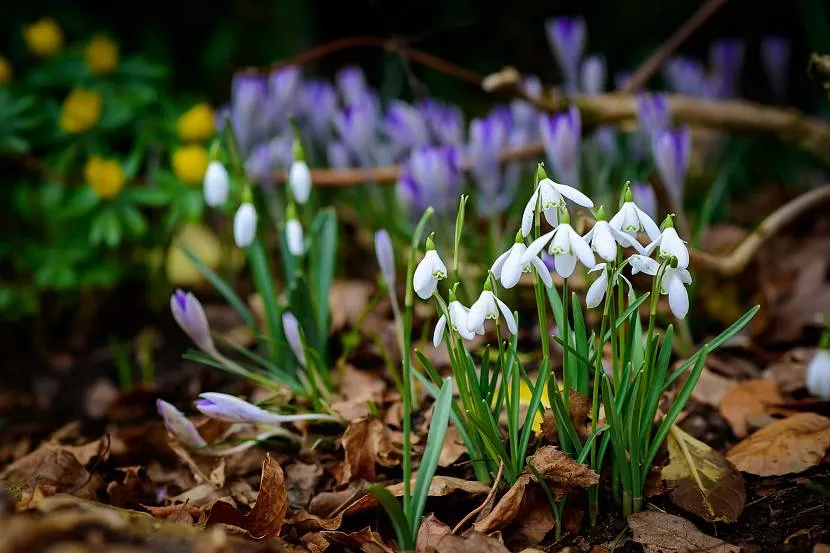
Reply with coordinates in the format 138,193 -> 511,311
334,92 -> 378,166
709,39 -> 745,98
195,393 -> 338,425
580,54 -> 606,95
468,110 -> 511,216
385,100 -> 430,160
171,290 -> 217,355
300,79 -> 338,141
157,399 -> 207,449
245,142 -> 274,181
545,16 -> 587,91
540,105 -> 582,187
336,66 -> 368,106
635,93 -> 670,140
266,66 -> 301,131
396,145 -> 462,215
419,98 -> 465,146
327,140 -> 351,169
282,312 -> 306,368
652,127 -> 691,208
231,73 -> 268,152
374,229 -> 396,288
510,74 -> 543,138
664,56 -> 710,97
761,36 -> 790,100
630,182 -> 657,219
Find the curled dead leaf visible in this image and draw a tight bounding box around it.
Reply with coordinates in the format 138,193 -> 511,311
628,511 -> 739,553
662,425 -> 746,522
422,530 -> 511,553
438,426 -> 467,467
339,418 -> 400,484
415,513 -> 452,553
719,379 -> 784,437
343,476 -> 489,516
206,453 -> 287,539
727,412 -> 830,476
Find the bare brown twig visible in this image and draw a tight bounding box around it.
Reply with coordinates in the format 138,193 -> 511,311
452,461 -> 504,534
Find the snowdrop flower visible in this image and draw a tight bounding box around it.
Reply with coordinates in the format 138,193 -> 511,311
467,280 -> 517,335
374,229 -> 396,288
234,202 -> 257,248
545,16 -> 586,91
583,206 -> 639,262
807,348 -> 830,400
156,399 -> 206,449
628,254 -> 692,319
491,231 -> 553,289
196,392 -> 338,425
609,186 -> 661,242
761,36 -> 790,101
521,168 -> 594,236
523,209 -> 595,278
288,138 -> 311,204
585,263 -> 635,309
540,106 -> 582,188
433,289 -> 476,347
171,289 -> 217,355
413,236 -> 447,300
203,160 -> 229,207
644,215 -> 689,269
282,312 -> 306,367
285,208 -> 304,256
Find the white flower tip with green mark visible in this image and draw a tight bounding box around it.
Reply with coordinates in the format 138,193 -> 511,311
204,161 -> 230,208
233,202 -> 257,248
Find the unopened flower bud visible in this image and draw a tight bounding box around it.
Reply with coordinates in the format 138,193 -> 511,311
234,202 -> 257,248
203,160 -> 230,207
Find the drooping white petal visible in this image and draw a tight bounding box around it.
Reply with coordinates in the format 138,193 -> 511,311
530,256 -> 553,288
569,227 -> 597,267
521,190 -> 539,237
634,205 -> 661,241
501,244 -> 527,288
554,182 -> 594,207
538,179 -> 564,208
286,219 -> 304,256
522,230 -> 555,264
490,250 -> 511,278
467,293 -> 489,332
659,227 -> 689,268
586,268 -> 608,308
413,256 -> 435,299
554,253 -> 577,278
449,301 -> 475,340
496,298 -> 517,335
233,203 -> 258,248
428,250 -> 448,278
807,350 -> 830,399
666,274 -> 689,319
678,268 -> 692,284
629,254 -> 660,275
288,160 -> 312,204
608,209 -> 625,232
591,224 -> 617,261
542,206 -> 560,228
433,315 -> 447,347
609,224 -> 639,250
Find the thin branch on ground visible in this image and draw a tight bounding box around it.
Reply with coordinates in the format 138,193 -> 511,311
452,461 -> 504,534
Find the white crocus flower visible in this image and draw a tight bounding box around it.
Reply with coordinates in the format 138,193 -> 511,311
233,202 -> 257,248
491,233 -> 553,289
433,298 -> 476,347
807,349 -> 830,400
522,211 -> 595,278
644,216 -> 689,269
521,175 -> 594,236
609,188 -> 661,242
467,283 -> 517,335
203,161 -> 230,207
288,160 -> 312,204
413,237 -> 447,300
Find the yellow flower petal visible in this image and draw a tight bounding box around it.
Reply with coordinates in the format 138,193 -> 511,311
85,35 -> 119,74
176,103 -> 216,142
172,144 -> 209,186
23,18 -> 63,57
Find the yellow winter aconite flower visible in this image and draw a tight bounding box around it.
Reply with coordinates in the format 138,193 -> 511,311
0,56 -> 12,84
85,156 -> 125,199
84,35 -> 119,74
23,18 -> 63,57
176,103 -> 216,142
172,145 -> 209,186
59,88 -> 103,134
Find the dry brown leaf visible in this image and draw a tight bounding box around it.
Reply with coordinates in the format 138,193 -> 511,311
424,530 -> 511,553
0,444 -> 102,505
763,348 -> 812,393
320,527 -> 394,553
727,412 -> 830,476
438,426 -> 467,467
144,503 -> 202,523
628,511 -> 739,553
288,509 -> 344,533
285,462 -> 323,510
308,483 -> 364,517
206,453 -> 287,539
662,426 -> 745,523
813,544 -> 830,553
719,379 -> 784,437
415,513 -> 452,553
344,476 -> 489,516
339,418 -> 399,484
692,368 -> 737,408
329,280 -> 374,332
529,446 -> 600,495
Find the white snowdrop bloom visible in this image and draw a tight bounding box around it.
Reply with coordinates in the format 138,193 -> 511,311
203,161 -> 230,207
584,211 -> 642,261
609,188 -> 661,242
467,285 -> 517,335
628,254 -> 660,276
644,217 -> 689,269
286,218 -> 304,256
521,176 -> 594,236
433,299 -> 475,347
522,211 -> 595,278
413,239 -> 447,300
491,234 -> 553,289
585,263 -> 635,309
660,266 -> 692,319
233,203 -> 257,248
806,349 -> 830,400
288,160 -> 312,204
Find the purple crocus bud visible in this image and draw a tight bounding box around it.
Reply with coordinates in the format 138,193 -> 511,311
709,39 -> 744,98
545,16 -> 587,91
396,145 -> 462,215
334,93 -> 378,166
419,98 -> 465,146
468,111 -> 510,215
245,142 -> 274,181
281,312 -> 306,367
157,399 -> 207,449
652,127 -> 691,207
195,392 -> 338,424
635,93 -> 670,140
171,290 -> 217,355
510,75 -> 543,140
336,66 -> 368,106
327,140 -> 351,169
630,182 -> 657,219
385,100 -> 430,159
580,54 -> 606,95
539,105 -> 582,187
231,73 -> 268,152
664,56 -> 710,97
266,66 -> 301,130
374,230 -> 396,288
761,35 -> 790,100
301,79 -> 338,141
